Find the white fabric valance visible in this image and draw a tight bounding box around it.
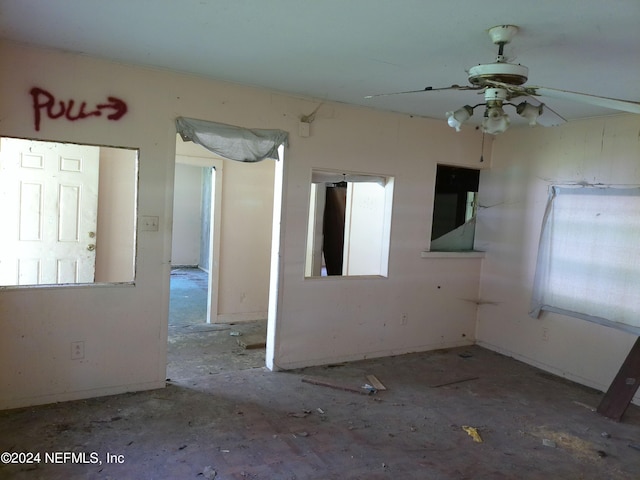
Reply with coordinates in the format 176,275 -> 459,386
176,117 -> 288,162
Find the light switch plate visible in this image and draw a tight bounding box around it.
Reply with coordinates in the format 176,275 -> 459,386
140,215 -> 159,231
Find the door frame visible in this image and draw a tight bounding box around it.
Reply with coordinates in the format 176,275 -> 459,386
171,145 -> 286,372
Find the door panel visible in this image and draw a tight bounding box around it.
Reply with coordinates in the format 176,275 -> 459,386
0,138 -> 99,285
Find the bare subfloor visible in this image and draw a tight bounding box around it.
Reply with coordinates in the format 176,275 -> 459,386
1,345 -> 640,479
167,320 -> 268,380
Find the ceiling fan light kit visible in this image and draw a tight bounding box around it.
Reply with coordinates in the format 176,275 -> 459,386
517,101 -> 544,126
368,24 -> 640,135
446,105 -> 473,131
452,25 -> 541,134
482,105 -> 510,135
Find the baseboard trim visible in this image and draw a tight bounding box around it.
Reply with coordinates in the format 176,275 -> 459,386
0,380 -> 165,411
272,339 -> 474,371
215,312 -> 268,324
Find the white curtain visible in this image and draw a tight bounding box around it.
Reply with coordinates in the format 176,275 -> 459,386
530,185 -> 640,335
176,117 -> 288,162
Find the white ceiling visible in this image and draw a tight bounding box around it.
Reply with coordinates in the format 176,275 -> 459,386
2,0 -> 639,127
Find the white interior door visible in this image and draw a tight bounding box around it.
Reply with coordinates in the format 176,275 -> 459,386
0,137 -> 100,285
342,182 -> 385,276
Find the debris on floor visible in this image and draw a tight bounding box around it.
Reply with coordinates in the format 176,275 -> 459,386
237,335 -> 266,349
366,374 -> 387,391
531,426 -> 602,462
462,425 -> 483,443
201,465 -> 217,479
229,331 -> 242,336
573,400 -> 596,412
302,376 -> 376,395
429,376 -> 479,388
288,411 -> 310,418
361,383 -> 377,394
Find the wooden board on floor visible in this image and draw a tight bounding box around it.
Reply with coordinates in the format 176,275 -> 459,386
366,374 -> 387,391
302,376 -> 371,395
597,336 -> 640,421
237,335 -> 266,350
427,376 -> 479,388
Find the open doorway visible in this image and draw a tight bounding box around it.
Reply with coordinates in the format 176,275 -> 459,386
166,139 -> 276,381
169,161 -> 214,328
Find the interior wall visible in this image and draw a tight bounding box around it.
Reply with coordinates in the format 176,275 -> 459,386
95,146 -> 137,283
273,106 -> 488,369
0,39 -> 486,408
475,114 -> 640,403
0,42 -> 175,409
171,163 -> 203,266
217,158 -> 275,322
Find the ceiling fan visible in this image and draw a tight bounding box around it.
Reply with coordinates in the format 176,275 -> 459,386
366,25 -> 640,134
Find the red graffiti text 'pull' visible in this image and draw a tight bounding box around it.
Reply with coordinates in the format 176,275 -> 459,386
30,87 -> 128,131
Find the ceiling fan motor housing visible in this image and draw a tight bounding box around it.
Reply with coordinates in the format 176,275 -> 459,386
468,63 -> 529,86
488,25 -> 519,45
468,25 -> 528,87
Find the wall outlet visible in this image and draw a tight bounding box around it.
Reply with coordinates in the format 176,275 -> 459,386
542,327 -> 550,342
71,341 -> 85,360
401,313 -> 408,326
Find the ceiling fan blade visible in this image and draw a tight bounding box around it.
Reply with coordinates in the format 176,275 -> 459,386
484,79 -> 640,115
526,86 -> 640,114
365,84 -> 482,99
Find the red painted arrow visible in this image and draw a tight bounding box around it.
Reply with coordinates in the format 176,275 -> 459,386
96,96 -> 128,120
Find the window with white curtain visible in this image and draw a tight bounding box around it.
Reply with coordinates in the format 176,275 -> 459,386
530,185 -> 640,335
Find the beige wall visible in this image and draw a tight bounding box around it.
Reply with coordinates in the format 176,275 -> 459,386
0,40 -> 484,408
95,146 -> 137,283
216,156 -> 275,321
475,114 -> 640,404
171,163 -> 203,267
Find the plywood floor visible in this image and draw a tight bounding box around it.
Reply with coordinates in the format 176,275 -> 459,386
1,345 -> 640,479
